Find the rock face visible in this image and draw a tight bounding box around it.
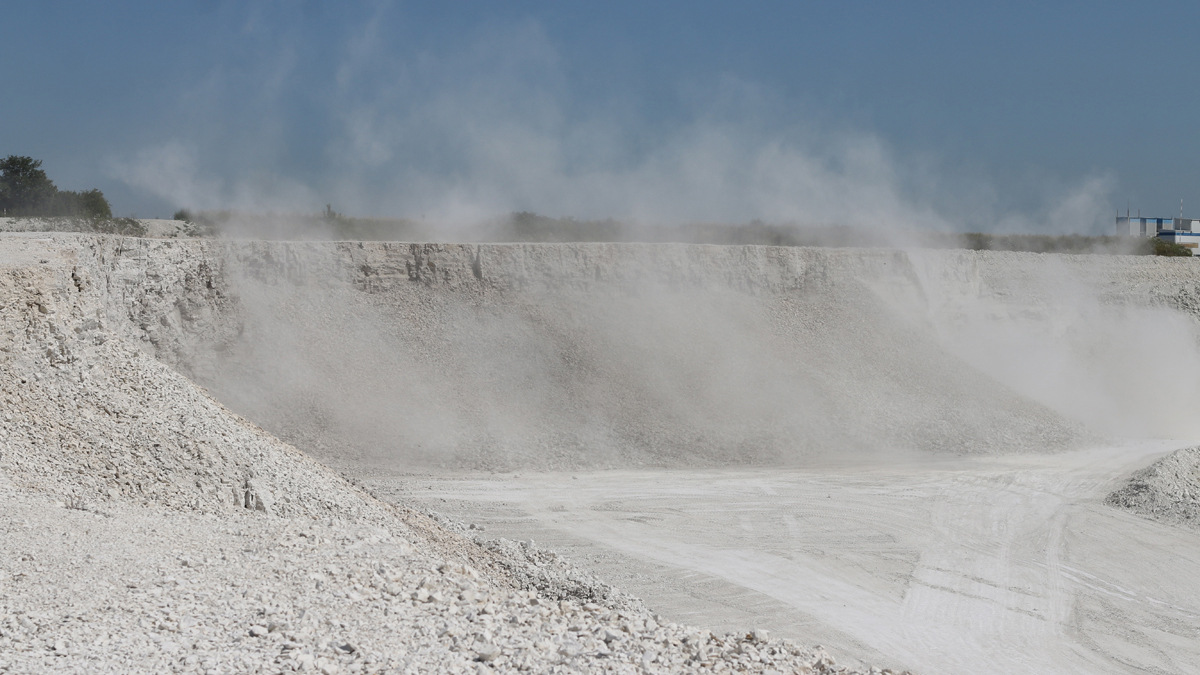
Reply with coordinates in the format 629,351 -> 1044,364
8,231 -> 1200,476
136,238 -> 1200,467
10,232 -> 1200,471
0,235 -> 1108,470
1106,446 -> 1200,529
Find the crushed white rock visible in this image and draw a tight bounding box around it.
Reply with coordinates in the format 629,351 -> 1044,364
1106,446 -> 1200,529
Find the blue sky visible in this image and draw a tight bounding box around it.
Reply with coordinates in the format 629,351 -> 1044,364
4,1 -> 1198,232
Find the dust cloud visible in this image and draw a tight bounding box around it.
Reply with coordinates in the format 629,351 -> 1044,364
908,250 -> 1200,439
105,12 -> 1200,470
110,17 -> 1120,239
178,242 -> 1200,472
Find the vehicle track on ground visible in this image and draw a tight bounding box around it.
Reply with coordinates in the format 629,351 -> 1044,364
364,442 -> 1200,675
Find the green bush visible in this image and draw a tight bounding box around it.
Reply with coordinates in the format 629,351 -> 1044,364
51,189 -> 113,219
0,156 -> 55,215
90,216 -> 147,237
1152,237 -> 1193,257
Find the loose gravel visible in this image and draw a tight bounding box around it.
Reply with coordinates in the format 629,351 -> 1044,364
1,487 -> 876,675
1106,446 -> 1200,529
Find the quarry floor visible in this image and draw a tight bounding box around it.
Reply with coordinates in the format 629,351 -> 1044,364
346,441 -> 1200,675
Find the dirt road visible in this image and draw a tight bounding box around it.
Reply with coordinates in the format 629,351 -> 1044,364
356,441 -> 1200,675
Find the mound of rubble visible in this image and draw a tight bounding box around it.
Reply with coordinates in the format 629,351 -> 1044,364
1106,446 -> 1200,530
1,490 -> 877,675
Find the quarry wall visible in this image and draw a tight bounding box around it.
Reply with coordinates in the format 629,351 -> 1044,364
9,233 -> 1200,472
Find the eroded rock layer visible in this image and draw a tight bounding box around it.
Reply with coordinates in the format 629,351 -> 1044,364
20,234 -> 1186,471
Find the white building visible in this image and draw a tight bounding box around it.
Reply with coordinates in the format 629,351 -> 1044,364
1156,229 -> 1200,249
1116,216 -> 1200,236
1117,216 -> 1200,249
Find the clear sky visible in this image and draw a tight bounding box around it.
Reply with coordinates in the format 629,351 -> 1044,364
4,1 -> 1198,232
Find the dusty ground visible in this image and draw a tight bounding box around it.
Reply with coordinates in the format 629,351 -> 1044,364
348,441 -> 1200,675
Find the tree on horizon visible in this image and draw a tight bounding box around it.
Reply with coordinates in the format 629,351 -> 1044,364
0,155 -> 112,219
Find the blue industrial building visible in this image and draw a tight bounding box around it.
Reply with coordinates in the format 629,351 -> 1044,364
1117,216 -> 1200,249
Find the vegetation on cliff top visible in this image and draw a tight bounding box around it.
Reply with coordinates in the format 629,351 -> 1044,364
0,155 -> 112,219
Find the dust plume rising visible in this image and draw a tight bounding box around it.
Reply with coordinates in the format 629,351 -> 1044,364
184,241 -> 1174,472
109,17 -> 1119,239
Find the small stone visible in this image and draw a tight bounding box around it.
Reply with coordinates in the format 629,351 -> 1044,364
474,643 -> 501,662
244,479 -> 274,514
249,625 -> 268,638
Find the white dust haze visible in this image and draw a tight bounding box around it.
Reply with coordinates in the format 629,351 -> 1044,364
109,19 -> 1119,237
909,250 -> 1200,439
102,17 -> 1200,467
168,241 -> 1200,473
